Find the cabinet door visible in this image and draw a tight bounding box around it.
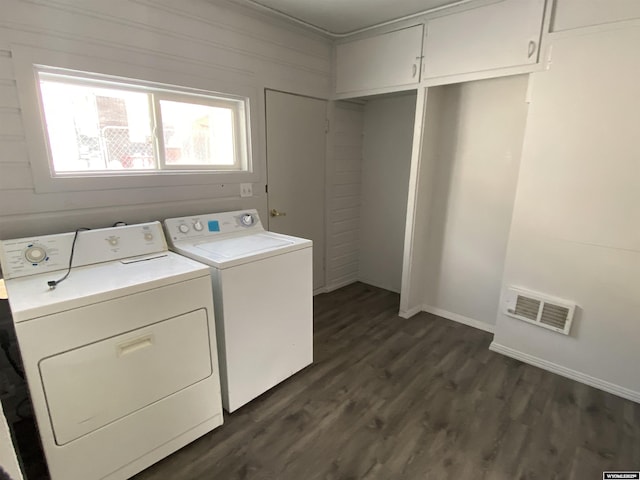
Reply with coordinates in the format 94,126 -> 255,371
424,0 -> 546,80
336,25 -> 423,94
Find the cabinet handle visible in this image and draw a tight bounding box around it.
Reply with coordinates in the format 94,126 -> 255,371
528,40 -> 537,59
412,63 -> 417,78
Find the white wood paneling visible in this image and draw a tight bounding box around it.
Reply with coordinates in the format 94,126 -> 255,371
0,52 -> 14,78
0,110 -> 23,137
0,195 -> 263,239
0,164 -> 33,190
0,0 -> 331,239
325,101 -> 363,290
0,138 -> 28,164
0,82 -> 19,109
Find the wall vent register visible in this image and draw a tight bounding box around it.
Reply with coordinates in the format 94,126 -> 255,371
504,287 -> 577,335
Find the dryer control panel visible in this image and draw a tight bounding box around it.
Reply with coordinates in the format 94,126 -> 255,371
0,222 -> 167,279
164,209 -> 264,244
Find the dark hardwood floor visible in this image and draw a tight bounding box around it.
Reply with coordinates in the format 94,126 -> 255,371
131,282 -> 640,480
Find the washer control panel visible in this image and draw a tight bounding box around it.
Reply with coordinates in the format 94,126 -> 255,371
164,209 -> 264,243
0,222 -> 167,279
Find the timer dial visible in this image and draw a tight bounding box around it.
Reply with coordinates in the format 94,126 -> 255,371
25,246 -> 47,264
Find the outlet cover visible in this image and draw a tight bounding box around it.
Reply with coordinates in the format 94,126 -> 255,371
240,183 -> 253,197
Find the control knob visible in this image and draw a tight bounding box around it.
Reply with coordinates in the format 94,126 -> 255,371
241,214 -> 254,226
25,246 -> 47,264
178,224 -> 190,234
193,221 -> 204,231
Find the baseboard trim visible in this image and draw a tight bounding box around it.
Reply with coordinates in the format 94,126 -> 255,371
399,305 -> 422,319
490,342 -> 640,404
357,277 -> 400,294
321,278 -> 357,294
422,305 -> 495,333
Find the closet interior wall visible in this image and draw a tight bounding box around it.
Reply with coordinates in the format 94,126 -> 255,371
358,93 -> 417,293
421,75 -> 530,331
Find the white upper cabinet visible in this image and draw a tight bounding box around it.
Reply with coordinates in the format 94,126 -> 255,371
423,0 -> 546,80
335,25 -> 424,95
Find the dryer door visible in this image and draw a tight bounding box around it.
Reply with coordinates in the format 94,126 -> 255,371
39,309 -> 213,445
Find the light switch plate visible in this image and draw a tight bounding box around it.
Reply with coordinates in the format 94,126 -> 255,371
240,183 -> 253,197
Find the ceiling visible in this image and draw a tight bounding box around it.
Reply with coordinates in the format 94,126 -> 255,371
236,0 -> 471,36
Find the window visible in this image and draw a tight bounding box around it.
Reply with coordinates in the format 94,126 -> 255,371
37,70 -> 250,175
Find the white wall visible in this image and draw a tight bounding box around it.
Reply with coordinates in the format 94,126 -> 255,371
0,402 -> 22,480
0,0 -> 330,240
423,76 -> 529,330
325,101 -> 364,291
359,93 -> 416,293
493,24 -> 640,400
552,0 -> 640,32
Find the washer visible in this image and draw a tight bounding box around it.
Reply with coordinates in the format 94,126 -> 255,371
0,222 -> 223,480
164,209 -> 313,412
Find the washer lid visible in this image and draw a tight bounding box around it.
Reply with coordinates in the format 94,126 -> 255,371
194,233 -> 293,259
172,231 -> 312,269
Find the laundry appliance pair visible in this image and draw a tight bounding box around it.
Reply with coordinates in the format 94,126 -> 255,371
0,209 -> 312,480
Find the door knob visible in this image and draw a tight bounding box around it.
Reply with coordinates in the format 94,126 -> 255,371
270,208 -> 287,217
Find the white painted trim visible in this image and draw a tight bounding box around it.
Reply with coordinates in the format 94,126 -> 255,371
489,342 -> 640,404
399,87 -> 428,314
323,100 -> 335,293
421,62 -> 543,88
399,305 -> 422,319
422,304 -> 495,333
333,83 -> 418,101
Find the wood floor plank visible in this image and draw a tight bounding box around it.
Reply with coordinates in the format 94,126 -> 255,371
127,282 -> 640,480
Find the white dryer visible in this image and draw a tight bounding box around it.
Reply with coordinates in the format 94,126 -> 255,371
164,209 -> 313,412
0,222 -> 223,480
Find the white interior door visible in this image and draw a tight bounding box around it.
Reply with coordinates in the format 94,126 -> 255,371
265,90 -> 326,291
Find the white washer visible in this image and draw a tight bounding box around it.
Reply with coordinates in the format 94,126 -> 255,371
164,209 -> 313,412
0,222 -> 223,480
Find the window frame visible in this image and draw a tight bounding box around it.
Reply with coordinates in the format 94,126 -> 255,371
39,70 -> 250,175
152,90 -> 248,172
12,45 -> 259,194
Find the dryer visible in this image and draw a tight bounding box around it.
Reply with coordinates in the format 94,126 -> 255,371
164,209 -> 313,412
0,222 -> 223,480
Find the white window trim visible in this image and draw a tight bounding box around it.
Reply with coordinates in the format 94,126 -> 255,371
152,90 -> 248,172
12,44 -> 260,194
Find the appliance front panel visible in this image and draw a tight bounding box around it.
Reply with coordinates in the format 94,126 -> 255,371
217,247 -> 313,411
40,309 -> 213,445
14,275 -> 223,480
